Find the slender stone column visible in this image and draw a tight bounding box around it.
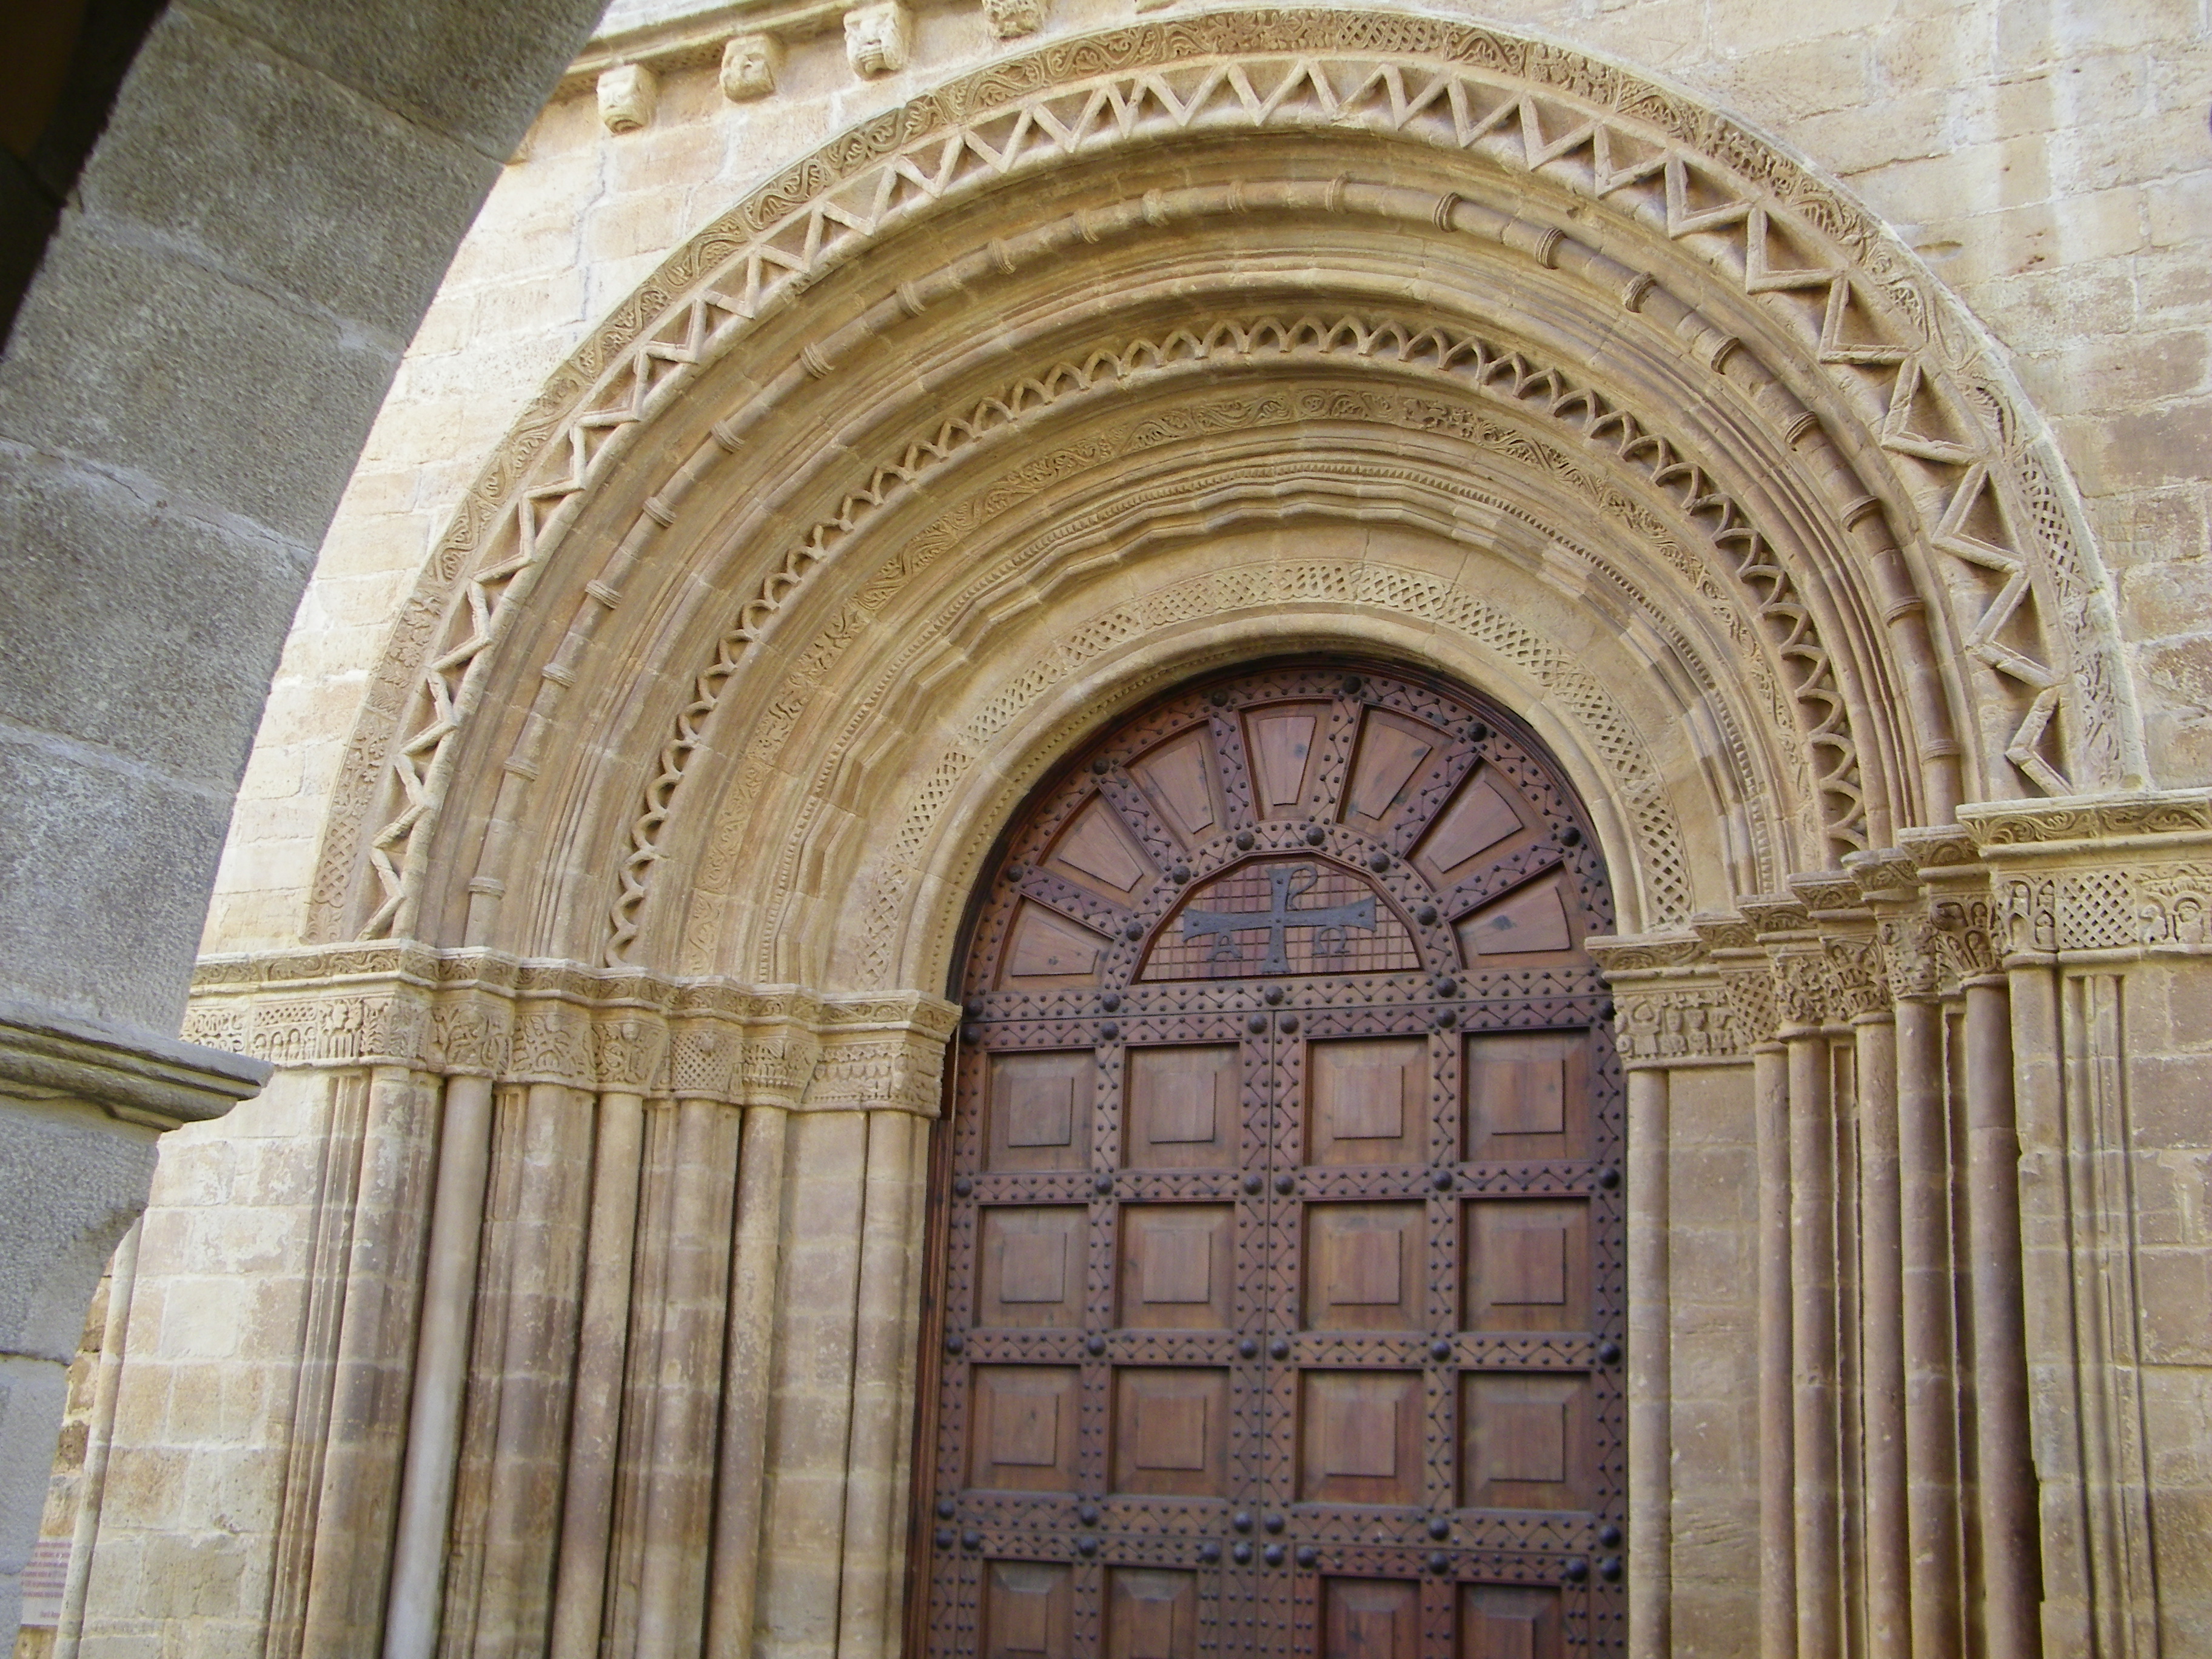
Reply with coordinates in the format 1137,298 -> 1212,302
383,1071 -> 497,1659
1754,1039 -> 1795,1659
1852,1010 -> 1909,1657
1965,977 -> 2039,1659
1786,1025 -> 1840,1659
50,1220 -> 139,1659
837,1110 -> 925,1659
1895,990 -> 1962,1659
298,1065 -> 443,1659
704,1102 -> 790,1659
635,1097 -> 742,1659
549,1090 -> 646,1659
1625,1065 -> 1671,1659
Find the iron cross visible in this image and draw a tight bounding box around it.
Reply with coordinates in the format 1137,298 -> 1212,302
1182,861 -> 1376,974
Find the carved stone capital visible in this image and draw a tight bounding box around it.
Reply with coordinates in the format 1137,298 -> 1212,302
186,945 -> 956,1110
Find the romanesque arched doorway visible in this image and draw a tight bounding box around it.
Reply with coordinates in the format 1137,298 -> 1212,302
919,661 -> 1621,1658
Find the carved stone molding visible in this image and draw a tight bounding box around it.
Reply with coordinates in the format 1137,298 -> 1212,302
183,947 -> 957,1112
0,996 -> 269,1132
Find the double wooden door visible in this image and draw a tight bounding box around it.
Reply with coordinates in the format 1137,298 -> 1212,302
919,665 -> 1623,1659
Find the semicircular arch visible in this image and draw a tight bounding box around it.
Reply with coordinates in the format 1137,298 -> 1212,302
304,10 -> 2142,973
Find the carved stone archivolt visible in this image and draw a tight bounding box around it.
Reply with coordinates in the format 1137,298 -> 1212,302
302,8 -> 2143,982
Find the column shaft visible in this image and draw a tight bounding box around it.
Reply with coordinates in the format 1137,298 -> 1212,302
1755,1042 -> 1795,1659
704,1103 -> 790,1659
1788,1034 -> 1840,1659
1626,1067 -> 1671,1659
1966,980 -> 2040,1659
1855,1016 -> 1909,1656
1897,998 -> 1962,1659
383,1073 -> 497,1659
548,1090 -> 646,1659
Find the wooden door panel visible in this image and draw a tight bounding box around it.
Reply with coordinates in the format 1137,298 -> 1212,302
1111,1368 -> 1230,1496
1458,1375 -> 1593,1511
977,1206 -> 1087,1329
1462,1201 -> 1590,1333
1304,1203 -> 1424,1331
983,1561 -> 1074,1658
1460,1586 -> 1562,1659
1323,1579 -> 1421,1659
987,1051 -> 1093,1171
1307,1038 -> 1429,1167
971,1367 -> 1081,1492
1107,1568 -> 1199,1659
1463,1034 -> 1588,1163
1299,1371 -> 1424,1507
931,666 -> 1621,1659
1118,1205 -> 1235,1330
1125,1046 -> 1238,1168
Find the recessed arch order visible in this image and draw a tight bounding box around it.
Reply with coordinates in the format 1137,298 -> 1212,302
307,5 -> 2143,991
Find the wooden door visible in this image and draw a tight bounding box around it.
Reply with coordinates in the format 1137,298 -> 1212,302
920,665 -> 1623,1659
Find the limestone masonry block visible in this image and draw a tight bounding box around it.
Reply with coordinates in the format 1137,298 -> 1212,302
596,62 -> 657,132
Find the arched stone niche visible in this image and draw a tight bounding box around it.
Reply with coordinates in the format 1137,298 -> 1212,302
138,13 -> 2207,1659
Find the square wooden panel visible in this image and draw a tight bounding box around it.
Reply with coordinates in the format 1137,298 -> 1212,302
1117,1205 -> 1233,1330
1110,1369 -> 1230,1497
1299,1371 -> 1424,1507
1106,1567 -> 1198,1659
1304,1203 -> 1424,1331
977,1207 -> 1088,1330
1463,1034 -> 1588,1163
988,1051 -> 1094,1171
1460,1585 -> 1563,1659
1459,1374 -> 1592,1511
1125,1045 -> 1238,1169
970,1367 -> 1082,1492
1323,1578 -> 1421,1659
1463,1201 -> 1589,1333
1309,1038 -> 1430,1167
984,1560 -> 1073,1658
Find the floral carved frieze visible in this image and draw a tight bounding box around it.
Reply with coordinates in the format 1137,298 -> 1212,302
181,947 -> 957,1112
312,9 -> 2134,955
